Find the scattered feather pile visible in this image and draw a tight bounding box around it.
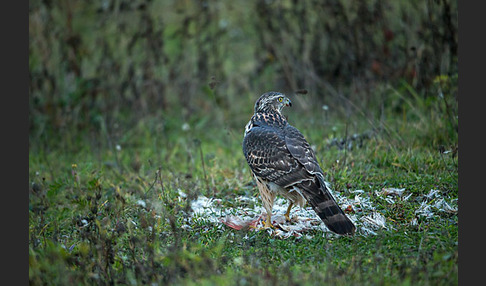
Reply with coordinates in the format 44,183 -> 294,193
181,187 -> 456,239
412,189 -> 458,224
185,189 -> 383,239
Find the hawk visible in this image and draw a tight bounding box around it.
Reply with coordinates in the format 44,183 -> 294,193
242,91 -> 356,235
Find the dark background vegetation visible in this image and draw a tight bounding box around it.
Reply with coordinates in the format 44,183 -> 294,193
29,0 -> 458,285
29,0 -> 457,147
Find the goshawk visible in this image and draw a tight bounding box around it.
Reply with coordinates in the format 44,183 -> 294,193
242,91 -> 356,235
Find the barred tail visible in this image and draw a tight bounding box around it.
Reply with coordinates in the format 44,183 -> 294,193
299,178 -> 356,235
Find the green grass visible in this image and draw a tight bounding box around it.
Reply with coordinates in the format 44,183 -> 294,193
29,85 -> 458,285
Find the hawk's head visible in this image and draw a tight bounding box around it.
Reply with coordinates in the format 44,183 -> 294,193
254,91 -> 292,114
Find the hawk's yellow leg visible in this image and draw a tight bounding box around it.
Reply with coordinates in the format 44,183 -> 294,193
264,213 -> 274,228
284,202 -> 294,222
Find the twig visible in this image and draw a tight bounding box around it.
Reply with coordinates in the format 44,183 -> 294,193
145,168 -> 162,196
194,139 -> 211,196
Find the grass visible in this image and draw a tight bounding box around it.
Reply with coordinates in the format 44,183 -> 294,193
29,80 -> 458,285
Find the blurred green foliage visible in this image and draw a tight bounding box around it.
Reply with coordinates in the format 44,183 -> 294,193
29,0 -> 457,148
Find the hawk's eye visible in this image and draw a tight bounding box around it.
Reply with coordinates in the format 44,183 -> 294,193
278,97 -> 283,102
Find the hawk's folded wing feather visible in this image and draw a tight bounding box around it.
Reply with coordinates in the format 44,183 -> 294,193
243,126 -> 303,186
284,125 -> 323,175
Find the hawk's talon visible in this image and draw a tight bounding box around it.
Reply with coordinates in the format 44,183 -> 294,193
264,214 -> 275,228
263,221 -> 274,229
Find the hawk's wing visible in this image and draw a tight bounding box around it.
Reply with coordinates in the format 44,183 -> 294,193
243,125 -> 310,187
283,125 -> 355,235
283,125 -> 324,176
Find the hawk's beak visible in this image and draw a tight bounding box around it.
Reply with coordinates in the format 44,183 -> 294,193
285,98 -> 292,107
